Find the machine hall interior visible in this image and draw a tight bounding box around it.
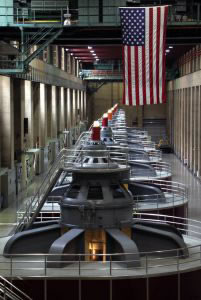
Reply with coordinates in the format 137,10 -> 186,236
0,0 -> 201,300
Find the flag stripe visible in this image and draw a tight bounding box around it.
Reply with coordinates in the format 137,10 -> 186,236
152,7 -> 157,104
156,7 -> 161,104
138,47 -> 144,105
135,46 -> 140,105
149,7 -> 154,105
124,46 -> 129,105
162,6 -> 168,103
142,46 -> 147,105
159,6 -> 165,103
127,46 -> 133,105
145,8 -> 150,104
122,46 -> 126,105
131,47 -> 136,105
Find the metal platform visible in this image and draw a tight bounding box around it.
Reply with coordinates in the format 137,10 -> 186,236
0,214 -> 200,279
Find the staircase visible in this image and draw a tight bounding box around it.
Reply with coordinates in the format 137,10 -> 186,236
0,25 -> 63,74
15,133 -> 89,233
0,276 -> 32,300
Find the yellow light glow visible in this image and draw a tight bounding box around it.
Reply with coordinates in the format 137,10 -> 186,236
103,113 -> 108,118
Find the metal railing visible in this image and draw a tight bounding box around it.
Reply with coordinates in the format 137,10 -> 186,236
0,276 -> 32,300
16,149 -> 69,232
0,60 -> 24,70
15,132 -> 90,232
0,5 -> 66,26
1,3 -> 201,27
129,151 -> 162,162
16,147 -> 129,232
2,214 -> 201,278
22,178 -> 187,223
81,69 -> 123,80
133,179 -> 188,211
130,162 -> 172,179
129,140 -> 156,148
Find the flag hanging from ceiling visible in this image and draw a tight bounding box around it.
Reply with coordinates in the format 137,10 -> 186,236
119,6 -> 168,106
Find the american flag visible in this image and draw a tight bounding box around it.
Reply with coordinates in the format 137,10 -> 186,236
120,6 -> 168,106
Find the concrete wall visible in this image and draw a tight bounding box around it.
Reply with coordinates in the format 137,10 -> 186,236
167,70 -> 201,178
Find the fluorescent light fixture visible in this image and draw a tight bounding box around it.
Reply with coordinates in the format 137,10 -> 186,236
92,53 -> 96,56
169,46 -> 173,49
166,49 -> 170,53
88,46 -> 92,49
65,48 -> 69,51
70,53 -> 73,55
90,50 -> 95,53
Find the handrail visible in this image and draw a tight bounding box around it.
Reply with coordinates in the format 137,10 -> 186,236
0,276 -> 32,300
22,25 -> 56,56
17,178 -> 188,222
16,146 -> 129,232
2,214 -> 201,278
16,149 -> 67,231
23,27 -> 47,49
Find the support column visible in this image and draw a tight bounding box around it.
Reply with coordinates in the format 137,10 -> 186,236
51,86 -> 57,138
0,76 -> 14,169
56,46 -> 61,69
39,83 -> 47,148
24,81 -> 34,148
72,89 -> 77,127
60,87 -> 65,132
84,91 -> 87,120
181,89 -> 184,161
34,83 -> 47,174
178,90 -> 181,158
47,85 -> 57,162
183,89 -> 187,163
21,80 -> 34,190
194,87 -> 199,175
61,48 -> 65,71
187,88 -> 191,167
67,88 -> 71,129
198,86 -> 201,177
0,75 -> 15,207
47,45 -> 53,65
81,90 -> 84,121
77,90 -> 80,125
190,88 -> 194,171
64,88 -> 68,129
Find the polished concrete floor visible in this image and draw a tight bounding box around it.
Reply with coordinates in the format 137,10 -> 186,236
0,153 -> 201,238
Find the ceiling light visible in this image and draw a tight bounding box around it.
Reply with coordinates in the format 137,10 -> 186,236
90,50 -> 95,53
65,48 -> 69,51
92,53 -> 96,56
88,46 -> 92,49
96,58 -> 99,61
166,49 -> 170,53
70,53 -> 73,56
169,46 -> 173,49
